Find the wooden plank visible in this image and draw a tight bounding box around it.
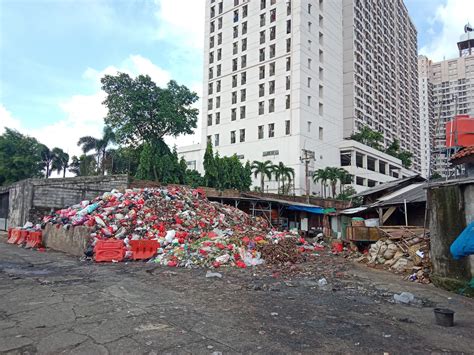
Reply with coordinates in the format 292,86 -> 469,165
382,207 -> 397,224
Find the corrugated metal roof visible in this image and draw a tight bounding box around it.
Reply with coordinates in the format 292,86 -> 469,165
371,183 -> 426,207
353,175 -> 424,198
340,206 -> 369,215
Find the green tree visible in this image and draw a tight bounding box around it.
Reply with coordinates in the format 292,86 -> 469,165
384,138 -> 413,169
38,145 -> 57,178
242,161 -> 253,192
52,148 -> 70,178
101,73 -> 199,146
273,162 -> 295,194
336,186 -> 360,204
337,168 -> 352,194
325,167 -> 342,198
203,142 -> 218,187
312,168 -> 329,198
350,125 -> 384,150
0,128 -> 43,185
77,126 -> 116,175
385,138 -> 401,157
68,154 -> 97,176
185,169 -> 204,187
251,160 -> 274,193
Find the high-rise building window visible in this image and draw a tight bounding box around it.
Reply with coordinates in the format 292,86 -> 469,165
207,135 -> 211,144
270,9 -> 276,22
319,85 -> 324,98
209,52 -> 214,65
260,0 -> 266,10
208,114 -> 212,126
308,3 -> 312,14
319,32 -> 324,45
286,57 -> 291,71
307,121 -> 311,132
286,95 -> 290,109
308,39 -> 312,51
241,38 -> 247,51
217,64 -> 221,76
214,134 -> 220,146
307,77 -> 312,88
308,22 -> 312,32
241,55 -> 247,68
286,76 -> 290,90
268,123 -> 275,137
233,42 -> 238,55
259,101 -> 264,115
232,75 -> 237,88
319,15 -> 324,28
208,82 -> 213,95
308,58 -> 312,69
307,96 -> 311,106
240,106 -> 246,119
260,14 -> 265,27
240,89 -> 246,102
233,26 -> 238,38
208,98 -> 213,110
210,36 -> 215,48
210,6 -> 215,18
319,0 -> 323,11
258,125 -> 264,139
259,48 -> 265,62
243,5 -> 248,17
269,80 -> 275,94
259,83 -> 265,97
242,22 -> 247,35
216,80 -> 221,92
286,38 -> 291,53
210,21 -> 215,33
218,17 -> 222,29
319,67 -> 324,80
216,96 -> 221,108
217,48 -> 222,61
240,129 -> 246,142
232,91 -> 237,104
233,10 -> 239,23
319,49 -> 324,63
319,103 -> 324,115
269,44 -> 276,58
269,62 -> 275,76
217,33 -> 222,45
234,0 -> 239,6
285,120 -> 291,135
241,71 -> 247,85
231,131 -> 236,144
260,30 -> 265,44
216,112 -> 220,125
231,108 -> 237,121
319,126 -> 324,140
259,66 -> 265,79
232,58 -> 238,71
218,2 -> 223,14
269,98 -> 275,113
287,20 -> 291,34
270,26 -> 276,40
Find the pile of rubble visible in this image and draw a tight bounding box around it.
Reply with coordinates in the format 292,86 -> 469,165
42,186 -> 311,268
355,228 -> 431,284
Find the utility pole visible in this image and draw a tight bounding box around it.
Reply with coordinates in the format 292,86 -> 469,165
300,149 -> 315,203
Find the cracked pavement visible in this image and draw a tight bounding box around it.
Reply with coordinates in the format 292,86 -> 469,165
1,239 -> 474,354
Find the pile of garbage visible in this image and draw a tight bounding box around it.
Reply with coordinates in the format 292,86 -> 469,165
42,186 -> 308,268
356,237 -> 431,284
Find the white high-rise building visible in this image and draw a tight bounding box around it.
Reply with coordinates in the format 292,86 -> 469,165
418,24 -> 474,177
179,0 -> 419,195
418,55 -> 434,178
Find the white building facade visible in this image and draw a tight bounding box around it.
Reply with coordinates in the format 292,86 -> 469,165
418,25 -> 474,176
179,0 -> 418,195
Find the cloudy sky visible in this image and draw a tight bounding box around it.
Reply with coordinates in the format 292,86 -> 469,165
1,0 -> 473,158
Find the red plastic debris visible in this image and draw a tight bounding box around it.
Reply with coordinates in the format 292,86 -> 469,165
26,231 -> 42,248
129,239 -> 159,260
236,260 -> 247,268
94,240 -> 125,262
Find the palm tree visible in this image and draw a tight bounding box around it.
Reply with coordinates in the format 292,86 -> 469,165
273,162 -> 295,194
337,168 -> 352,195
52,148 -> 69,178
251,160 -> 274,193
282,166 -> 295,195
77,126 -> 116,175
39,145 -> 56,178
312,168 -> 329,198
325,167 -> 341,198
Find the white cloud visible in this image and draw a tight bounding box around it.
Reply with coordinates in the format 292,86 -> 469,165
154,0 -> 205,50
3,55 -> 173,161
0,104 -> 22,133
420,0 -> 474,61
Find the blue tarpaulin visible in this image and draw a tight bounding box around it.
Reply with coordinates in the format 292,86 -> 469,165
450,221 -> 474,260
287,205 -> 325,214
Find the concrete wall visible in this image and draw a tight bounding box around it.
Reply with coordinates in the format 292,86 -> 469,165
428,181 -> 473,287
2,175 -> 129,228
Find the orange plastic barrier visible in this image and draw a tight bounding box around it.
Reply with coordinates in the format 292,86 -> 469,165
94,240 -> 125,262
129,239 -> 159,260
16,230 -> 29,245
26,231 -> 43,248
7,229 -> 20,244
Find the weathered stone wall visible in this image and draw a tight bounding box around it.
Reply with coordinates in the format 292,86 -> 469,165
463,184 -> 474,276
3,175 -> 129,228
43,223 -> 92,256
428,183 -> 472,285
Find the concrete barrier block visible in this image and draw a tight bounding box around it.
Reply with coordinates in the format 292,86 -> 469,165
43,223 -> 92,257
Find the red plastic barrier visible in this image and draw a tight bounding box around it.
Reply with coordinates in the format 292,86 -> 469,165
16,230 -> 29,245
26,231 -> 43,248
7,229 -> 19,244
94,240 -> 125,262
129,239 -> 159,260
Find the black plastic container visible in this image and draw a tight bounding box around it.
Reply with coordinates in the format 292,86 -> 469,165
434,308 -> 455,327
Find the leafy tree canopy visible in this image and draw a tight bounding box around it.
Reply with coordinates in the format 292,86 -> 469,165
101,73 -> 199,146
